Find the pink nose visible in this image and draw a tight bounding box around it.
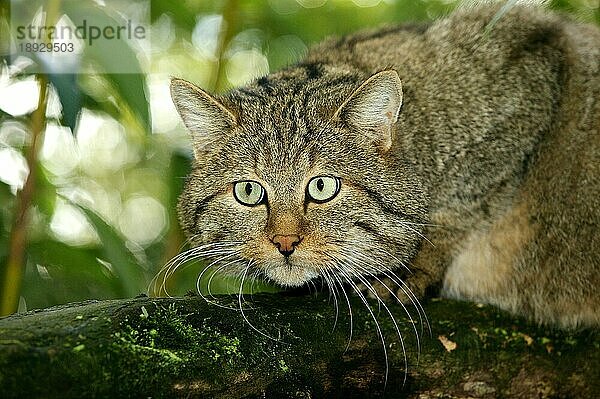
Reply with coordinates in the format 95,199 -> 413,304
271,234 -> 302,256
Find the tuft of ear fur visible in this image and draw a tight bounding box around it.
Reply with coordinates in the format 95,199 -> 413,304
333,70 -> 403,152
170,78 -> 237,158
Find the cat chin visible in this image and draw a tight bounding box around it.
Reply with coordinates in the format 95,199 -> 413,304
263,263 -> 320,288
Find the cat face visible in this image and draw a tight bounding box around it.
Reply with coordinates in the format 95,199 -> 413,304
172,69 -> 427,288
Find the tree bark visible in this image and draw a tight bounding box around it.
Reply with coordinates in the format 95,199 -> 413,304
0,293 -> 598,398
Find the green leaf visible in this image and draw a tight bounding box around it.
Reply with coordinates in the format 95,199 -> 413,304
47,73 -> 81,133
0,105 -> 11,121
167,151 -> 191,211
105,73 -> 149,132
79,84 -> 122,121
0,181 -> 11,261
32,163 -> 57,218
74,203 -> 146,297
61,3 -> 150,132
31,48 -> 82,132
0,180 -> 11,207
150,0 -> 198,30
24,240 -> 122,308
28,241 -> 103,275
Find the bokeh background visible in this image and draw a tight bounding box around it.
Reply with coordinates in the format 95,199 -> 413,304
0,0 -> 598,316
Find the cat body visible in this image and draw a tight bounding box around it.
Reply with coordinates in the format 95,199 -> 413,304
171,5 -> 600,328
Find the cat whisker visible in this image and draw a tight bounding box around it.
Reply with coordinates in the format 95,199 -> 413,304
394,222 -> 435,248
331,254 -> 408,374
248,270 -> 259,297
203,255 -> 245,298
306,279 -> 314,295
378,248 -> 413,275
245,266 -> 280,304
148,241 -> 243,296
341,253 -> 420,365
153,242 -> 240,298
344,247 -> 430,345
397,221 -> 444,229
237,259 -> 282,342
201,257 -> 248,311
169,242 -> 241,278
342,239 -> 430,336
353,271 -> 409,387
337,267 -> 391,388
329,269 -> 355,352
321,267 -> 341,333
185,247 -> 238,274
379,269 -> 431,340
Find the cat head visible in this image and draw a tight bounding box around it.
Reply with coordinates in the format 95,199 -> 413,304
171,68 -> 427,288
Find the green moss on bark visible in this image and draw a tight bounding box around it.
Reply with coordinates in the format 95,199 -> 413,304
0,294 -> 598,398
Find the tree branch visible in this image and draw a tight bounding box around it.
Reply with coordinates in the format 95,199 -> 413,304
0,294 -> 597,398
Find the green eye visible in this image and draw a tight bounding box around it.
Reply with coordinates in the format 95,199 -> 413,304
233,181 -> 265,206
307,176 -> 340,203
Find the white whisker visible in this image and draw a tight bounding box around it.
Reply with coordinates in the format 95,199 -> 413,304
398,222 -> 435,247
199,256 -> 247,311
345,248 -> 430,346
321,267 -> 340,333
148,241 -> 243,296
342,270 -> 390,388
238,259 -> 281,342
329,266 -> 354,352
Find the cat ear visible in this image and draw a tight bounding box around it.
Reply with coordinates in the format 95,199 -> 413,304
333,70 -> 403,152
170,78 -> 237,157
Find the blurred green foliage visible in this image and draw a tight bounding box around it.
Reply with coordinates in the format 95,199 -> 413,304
0,0 -> 597,313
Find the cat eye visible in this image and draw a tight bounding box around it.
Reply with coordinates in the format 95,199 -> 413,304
233,181 -> 265,206
306,176 -> 340,203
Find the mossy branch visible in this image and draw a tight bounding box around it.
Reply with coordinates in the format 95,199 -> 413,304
0,294 -> 598,398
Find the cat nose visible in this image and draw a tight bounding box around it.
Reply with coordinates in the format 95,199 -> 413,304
271,234 -> 302,256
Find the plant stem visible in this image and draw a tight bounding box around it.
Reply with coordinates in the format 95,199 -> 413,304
211,0 -> 239,92
0,75 -> 48,316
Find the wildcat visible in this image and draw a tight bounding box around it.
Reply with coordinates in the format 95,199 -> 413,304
169,4 -> 599,329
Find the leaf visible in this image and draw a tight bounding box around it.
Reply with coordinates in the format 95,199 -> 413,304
46,73 -> 81,133
150,0 -> 198,30
32,163 -> 57,218
167,151 -> 192,211
74,203 -> 146,297
0,181 -> 11,260
23,240 -> 122,309
60,3 -> 150,132
105,73 -> 149,132
0,180 -> 11,208
79,87 -> 122,121
31,49 -> 82,132
0,105 -> 12,121
28,241 -> 104,275
438,335 -> 458,352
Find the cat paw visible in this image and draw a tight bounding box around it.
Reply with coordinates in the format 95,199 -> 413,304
357,277 -> 395,301
356,274 -> 428,305
394,278 -> 427,306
